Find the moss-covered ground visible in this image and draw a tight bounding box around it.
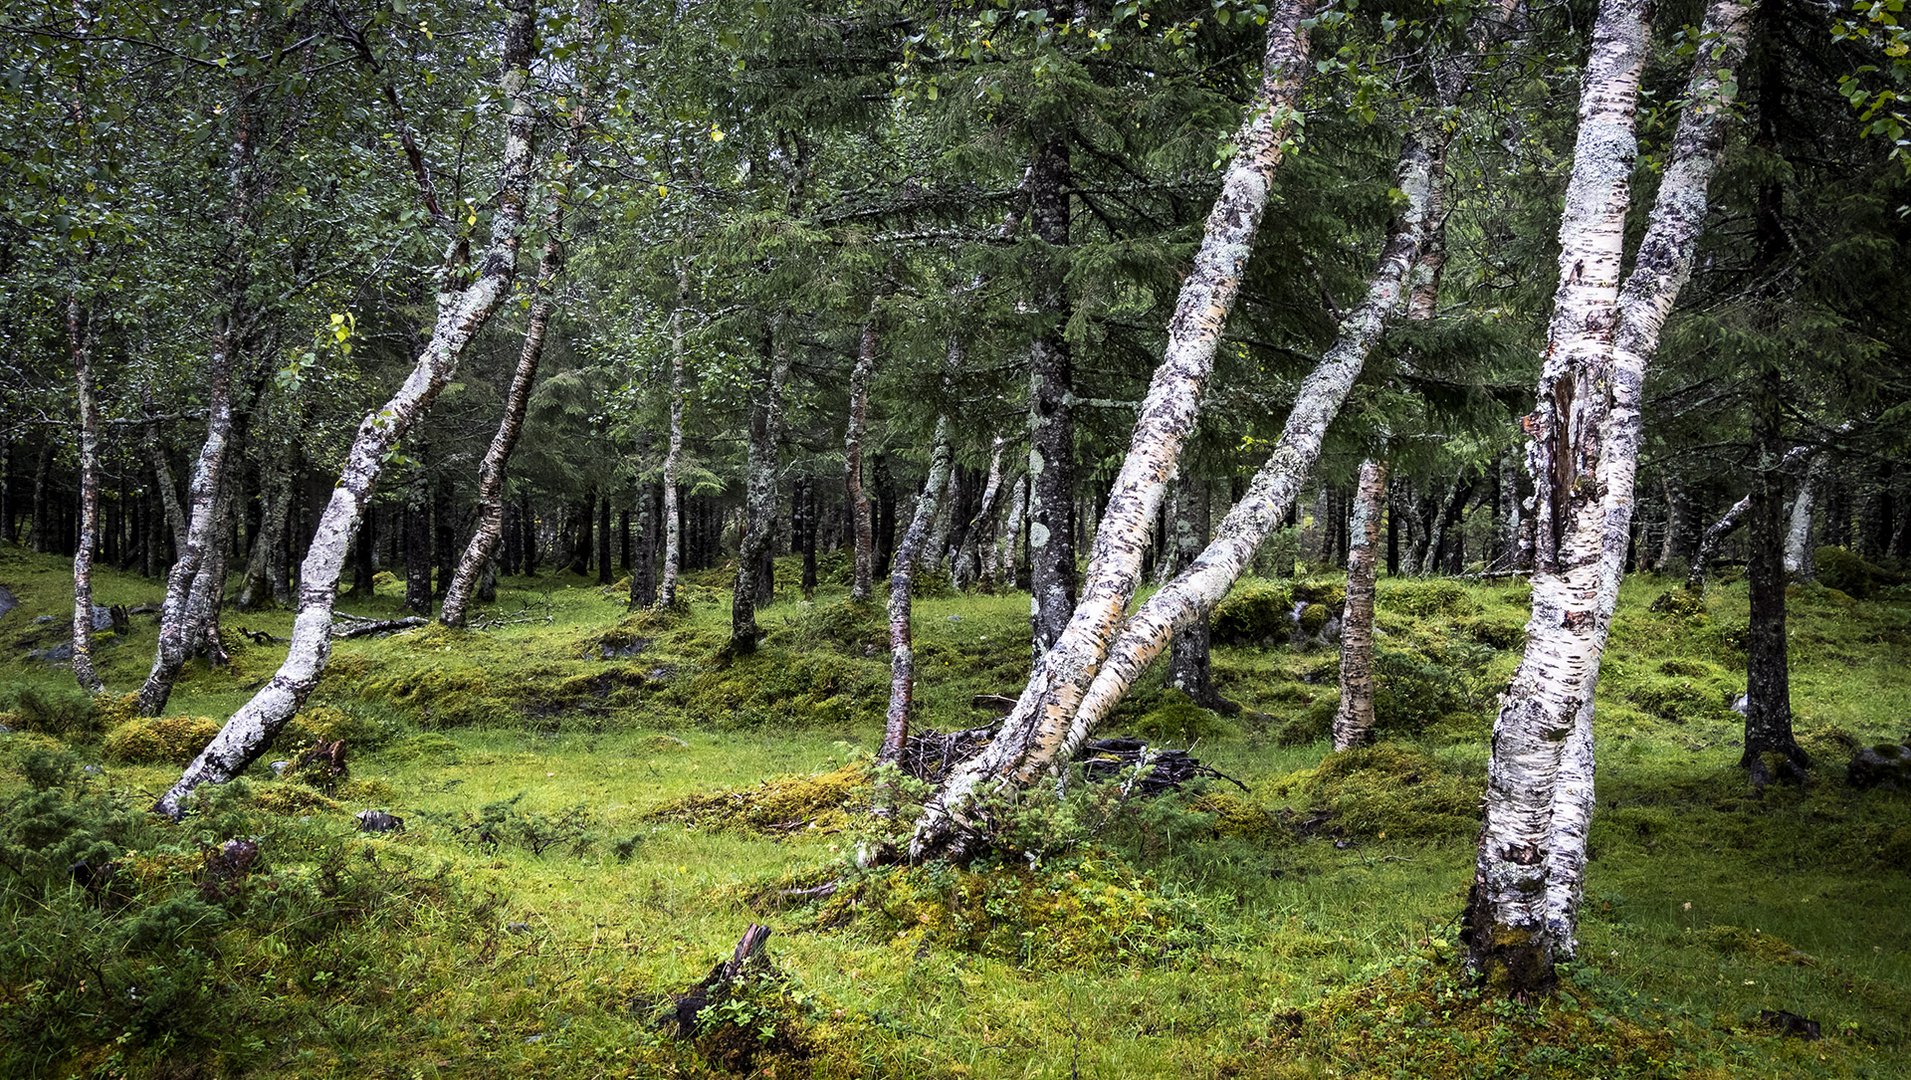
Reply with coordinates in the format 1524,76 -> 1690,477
2,541 -> 1908,1077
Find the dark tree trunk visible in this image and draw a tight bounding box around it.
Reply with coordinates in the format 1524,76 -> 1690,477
351,504 -> 377,597
597,492 -> 613,585
873,455 -> 897,579
619,508 -> 631,572
1167,472 -> 1228,710
405,462 -> 433,616
794,475 -> 818,599
1026,130 -> 1076,657
521,492 -> 539,574
1743,374 -> 1806,784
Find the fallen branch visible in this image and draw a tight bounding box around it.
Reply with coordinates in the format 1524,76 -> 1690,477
330,613 -> 427,639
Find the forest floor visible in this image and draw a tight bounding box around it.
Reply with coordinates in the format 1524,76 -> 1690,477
2,543 -> 1909,1078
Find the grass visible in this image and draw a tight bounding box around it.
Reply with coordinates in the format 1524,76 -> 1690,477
2,541 -> 1909,1077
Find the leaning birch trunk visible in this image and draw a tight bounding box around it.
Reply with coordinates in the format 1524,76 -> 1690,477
68,297 -> 104,695
1783,455 -> 1820,579
1333,457 -> 1388,750
1043,9 -> 1545,816
908,0 -> 1313,859
441,209 -> 568,626
729,339 -> 790,653
135,331 -> 236,714
156,1 -> 538,818
657,265 -> 688,609
1467,0 -> 1749,993
882,405 -> 958,763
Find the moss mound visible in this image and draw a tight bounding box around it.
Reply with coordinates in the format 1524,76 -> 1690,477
1648,586 -> 1707,619
1688,924 -> 1815,965
816,853 -> 1207,967
1626,676 -> 1731,725
1815,546 -> 1904,599
1254,957 -> 1690,1079
1212,580 -> 1292,645
1127,700 -> 1239,744
284,704 -> 394,751
1279,745 -> 1479,840
653,761 -> 870,835
101,715 -> 222,765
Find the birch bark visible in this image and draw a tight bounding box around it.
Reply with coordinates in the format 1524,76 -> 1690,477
1469,0 -> 1750,991
1782,455 -> 1820,579
658,265 -> 688,608
69,297 -> 104,695
883,401 -> 958,762
157,0 -> 539,818
909,0 -> 1314,859
845,302 -> 882,602
729,337 -> 790,652
1334,458 -> 1388,750
441,208 -> 568,626
237,466 -> 292,610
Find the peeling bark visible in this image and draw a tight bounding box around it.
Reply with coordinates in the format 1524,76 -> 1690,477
1334,458 -> 1388,750
1468,0 -> 1749,992
157,0 -> 540,819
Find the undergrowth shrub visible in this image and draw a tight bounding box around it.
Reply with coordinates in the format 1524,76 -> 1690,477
779,597 -> 884,653
0,682 -> 100,737
101,715 -> 222,764
0,751 -> 491,1077
423,793 -> 602,856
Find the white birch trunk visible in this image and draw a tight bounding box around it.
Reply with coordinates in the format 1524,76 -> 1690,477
157,0 -> 540,818
729,337 -> 790,651
68,297 -> 104,695
1333,457 -> 1388,750
909,0 -> 1313,859
659,264 -> 688,609
845,306 -> 880,602
1469,0 -> 1749,990
988,473 -> 1027,590
883,408 -> 957,763
1783,456 -> 1820,579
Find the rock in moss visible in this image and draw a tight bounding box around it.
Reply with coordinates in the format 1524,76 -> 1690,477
102,715 -> 222,765
1848,742 -> 1911,790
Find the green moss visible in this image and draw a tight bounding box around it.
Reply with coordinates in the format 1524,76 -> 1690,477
1298,602 -> 1329,637
1211,579 -> 1293,645
1279,744 -> 1479,840
1127,701 -> 1238,743
101,715 -> 222,764
654,761 -> 871,835
1648,586 -> 1707,619
1625,676 -> 1730,725
1688,924 -> 1815,965
1381,578 -> 1481,618
284,704 -> 394,750
816,853 -> 1208,968
1815,546 -> 1904,599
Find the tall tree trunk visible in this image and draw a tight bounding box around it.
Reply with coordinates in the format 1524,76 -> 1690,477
987,473 -> 1027,591
405,458 -> 433,615
657,271 -> 688,608
597,492 -> 613,585
237,465 -> 292,610
844,292 -> 884,602
157,0 -> 539,818
1334,458 -> 1388,750
69,297 -> 104,695
134,327 -> 238,715
29,442 -> 52,553
910,0 -> 1316,860
1744,370 -> 1805,783
729,337 -> 790,653
797,476 -> 818,599
350,503 -> 376,597
1166,471 -> 1229,710
952,436 -> 1008,590
1026,131 -> 1077,656
442,217 -> 565,624
1684,437 -> 1830,592
883,406 -> 958,763
1466,0 -> 1747,994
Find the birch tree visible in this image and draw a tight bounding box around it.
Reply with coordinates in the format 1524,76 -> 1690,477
68,296 -> 104,694
1467,0 -> 1751,992
909,0 -> 1315,859
729,335 -> 791,652
1333,457 -> 1388,750
657,266 -> 689,608
156,0 -> 541,818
